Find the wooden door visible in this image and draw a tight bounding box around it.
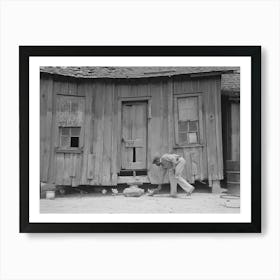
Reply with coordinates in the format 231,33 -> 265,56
121,101 -> 147,170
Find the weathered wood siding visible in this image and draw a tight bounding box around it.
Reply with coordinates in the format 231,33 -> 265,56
40,74 -> 223,186
172,76 -> 224,184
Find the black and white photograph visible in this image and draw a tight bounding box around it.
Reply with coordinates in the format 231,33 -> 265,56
39,66 -> 241,214
19,45 -> 260,232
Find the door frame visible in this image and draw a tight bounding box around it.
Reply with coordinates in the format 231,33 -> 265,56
117,96 -> 152,172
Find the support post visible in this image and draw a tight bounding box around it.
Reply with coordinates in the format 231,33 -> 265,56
211,180 -> 222,193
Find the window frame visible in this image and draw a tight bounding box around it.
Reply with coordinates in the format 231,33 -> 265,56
58,126 -> 82,150
173,93 -> 204,147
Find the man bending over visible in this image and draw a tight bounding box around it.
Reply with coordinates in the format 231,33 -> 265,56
151,153 -> 195,197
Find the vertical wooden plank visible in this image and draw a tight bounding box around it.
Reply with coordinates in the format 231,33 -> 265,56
117,94 -> 122,171
44,78 -> 54,182
111,83 -> 118,185
121,103 -> 132,168
134,103 -> 147,168
90,81 -> 96,154
198,95 -> 205,144
90,81 -> 98,185
159,81 -> 164,156
148,81 -> 162,184
167,78 -> 174,154
162,80 -> 169,154
70,154 -> 76,177
214,77 -> 224,179
40,78 -> 47,182
203,78 -> 213,184
147,95 -> 152,175
80,82 -> 92,185
94,83 -> 105,184
231,102 -> 240,161
137,80 -> 148,97
101,83 -> 113,185
60,80 -> 69,95
68,81 -> 78,96
41,78 -> 54,183
203,77 -> 218,182
63,153 -> 72,185
173,95 -> 179,145
190,149 -> 200,181
160,80 -> 169,183
87,154 -> 94,180
199,147 -> 204,180
88,80 -> 96,185
49,80 -> 60,184
72,154 -> 81,187
130,82 -> 138,97
201,83 -> 208,180
55,153 -> 64,185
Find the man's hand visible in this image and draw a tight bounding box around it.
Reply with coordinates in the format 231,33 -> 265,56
147,185 -> 161,196
156,184 -> 162,190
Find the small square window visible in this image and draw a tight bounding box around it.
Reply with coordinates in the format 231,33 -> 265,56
59,127 -> 81,149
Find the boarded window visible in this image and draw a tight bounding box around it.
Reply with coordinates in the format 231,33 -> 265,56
177,96 -> 199,145
56,96 -> 84,127
59,127 -> 81,148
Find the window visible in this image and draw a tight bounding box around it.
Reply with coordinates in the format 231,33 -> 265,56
176,96 -> 200,145
59,127 -> 81,148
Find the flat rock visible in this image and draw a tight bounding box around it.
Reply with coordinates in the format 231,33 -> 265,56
123,185 -> 145,197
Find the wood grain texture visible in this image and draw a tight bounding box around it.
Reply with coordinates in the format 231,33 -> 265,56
94,83 -> 105,183
101,83 -> 113,184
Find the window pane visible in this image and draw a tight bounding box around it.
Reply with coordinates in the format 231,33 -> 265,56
178,97 -> 198,121
70,137 -> 79,147
61,127 -> 70,136
188,120 -> 199,132
71,127 -> 81,137
178,121 -> 188,132
61,136 -> 70,147
188,132 -> 198,144
178,132 -> 188,144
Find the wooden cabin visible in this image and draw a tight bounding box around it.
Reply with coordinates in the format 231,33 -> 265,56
40,67 -> 238,192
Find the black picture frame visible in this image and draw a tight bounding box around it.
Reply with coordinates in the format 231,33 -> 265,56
20,46 -> 261,233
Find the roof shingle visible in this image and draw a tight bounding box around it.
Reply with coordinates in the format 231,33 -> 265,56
40,66 -> 239,79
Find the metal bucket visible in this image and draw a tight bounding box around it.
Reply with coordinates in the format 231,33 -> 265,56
46,190 -> 55,200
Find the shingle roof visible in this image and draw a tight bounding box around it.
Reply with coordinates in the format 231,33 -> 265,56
40,66 -> 238,79
40,66 -> 240,95
221,73 -> 240,95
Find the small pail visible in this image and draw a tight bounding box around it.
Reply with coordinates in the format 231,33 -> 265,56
46,190 -> 55,200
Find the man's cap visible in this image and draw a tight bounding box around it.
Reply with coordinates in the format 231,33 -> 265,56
152,156 -> 161,164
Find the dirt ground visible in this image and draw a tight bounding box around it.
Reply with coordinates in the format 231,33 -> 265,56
40,192 -> 240,214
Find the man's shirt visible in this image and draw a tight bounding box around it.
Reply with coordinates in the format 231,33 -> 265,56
160,154 -> 181,169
